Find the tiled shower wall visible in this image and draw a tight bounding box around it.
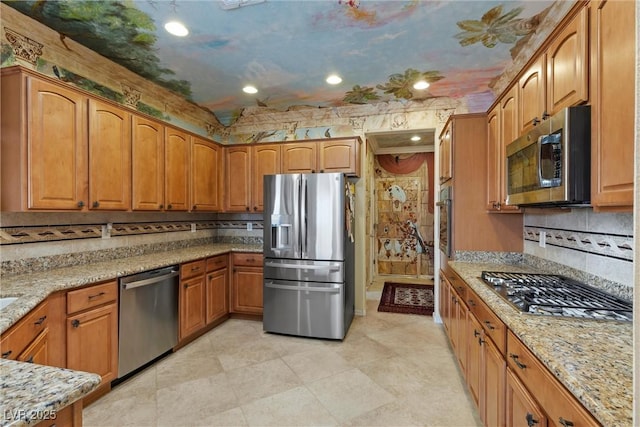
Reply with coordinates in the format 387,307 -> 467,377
523,210 -> 633,288
0,212 -> 263,275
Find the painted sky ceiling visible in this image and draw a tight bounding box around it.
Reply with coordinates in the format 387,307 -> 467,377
4,0 -> 554,127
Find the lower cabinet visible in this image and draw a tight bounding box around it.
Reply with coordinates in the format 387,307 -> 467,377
66,280 -> 119,388
506,368 -> 547,427
230,253 -> 264,315
1,300 -> 49,363
179,259 -> 206,341
206,255 -> 229,324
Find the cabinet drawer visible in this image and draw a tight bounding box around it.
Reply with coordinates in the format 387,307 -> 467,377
233,253 -> 263,267
67,281 -> 117,315
444,268 -> 468,300
471,296 -> 506,355
181,259 -> 206,279
0,301 -> 48,360
206,255 -> 228,272
507,331 -> 599,427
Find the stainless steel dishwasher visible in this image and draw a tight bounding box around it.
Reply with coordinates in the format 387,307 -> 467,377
118,265 -> 179,379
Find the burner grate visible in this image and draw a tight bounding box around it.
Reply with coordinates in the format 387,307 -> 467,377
480,271 -> 632,321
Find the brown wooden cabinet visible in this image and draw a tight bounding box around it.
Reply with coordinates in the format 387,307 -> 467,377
0,301 -> 49,362
1,68 -> 88,211
590,0 -> 635,210
224,145 -> 252,212
66,280 -> 118,388
230,253 -> 264,315
252,144 -> 281,211
179,259 -> 206,340
318,139 -> 360,176
438,123 -> 452,183
165,127 -> 190,211
206,255 -> 229,324
483,334 -> 506,427
506,368 -> 547,427
281,142 -> 317,173
191,137 -> 222,211
518,56 -> 545,134
88,99 -> 131,210
35,401 -> 83,427
132,116 -> 165,210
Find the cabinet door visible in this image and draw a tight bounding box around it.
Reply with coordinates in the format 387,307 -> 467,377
17,329 -> 49,365
192,137 -> 221,211
518,56 -> 545,133
546,7 -> 588,115
506,368 -> 547,427
27,77 -> 87,210
206,269 -> 228,324
88,99 -> 131,210
455,297 -> 468,374
499,86 -> 521,212
438,123 -> 452,183
231,266 -> 263,314
132,116 -> 164,211
67,303 -> 118,386
180,275 -> 206,340
225,146 -> 251,212
319,139 -> 359,176
590,0 -> 635,210
466,313 -> 482,408
486,106 -> 500,211
165,127 -> 190,211
483,338 -> 506,427
281,143 -> 316,173
252,144 -> 280,212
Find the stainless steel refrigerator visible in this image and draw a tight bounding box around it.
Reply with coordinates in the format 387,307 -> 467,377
263,173 -> 355,340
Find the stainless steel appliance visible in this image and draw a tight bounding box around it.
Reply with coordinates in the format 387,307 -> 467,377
480,271 -> 632,321
506,106 -> 590,206
118,265 -> 179,379
436,185 -> 452,257
263,173 -> 355,340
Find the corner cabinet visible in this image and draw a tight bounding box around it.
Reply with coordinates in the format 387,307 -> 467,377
589,0 -> 635,211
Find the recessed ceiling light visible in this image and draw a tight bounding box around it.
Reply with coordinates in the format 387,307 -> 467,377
164,21 -> 189,37
413,80 -> 429,90
410,135 -> 421,142
326,74 -> 342,85
243,85 -> 258,94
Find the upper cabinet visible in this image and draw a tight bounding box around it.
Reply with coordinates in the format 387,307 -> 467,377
280,138 -> 361,176
281,143 -> 317,174
438,123 -> 452,184
88,99 -> 131,210
1,69 -> 88,211
590,0 -> 635,211
132,116 -> 165,211
252,144 -> 281,212
518,7 -> 589,134
191,137 -> 221,211
165,127 -> 190,212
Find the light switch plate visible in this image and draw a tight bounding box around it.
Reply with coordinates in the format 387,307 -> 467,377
247,222 -> 253,231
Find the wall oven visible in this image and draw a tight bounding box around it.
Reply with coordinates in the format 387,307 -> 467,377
437,185 -> 451,257
506,106 -> 590,206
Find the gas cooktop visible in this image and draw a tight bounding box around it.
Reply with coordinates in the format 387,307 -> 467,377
480,271 -> 632,322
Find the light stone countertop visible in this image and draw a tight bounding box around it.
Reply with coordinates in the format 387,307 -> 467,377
449,261 -> 632,427
0,243 -> 261,426
0,359 -> 101,427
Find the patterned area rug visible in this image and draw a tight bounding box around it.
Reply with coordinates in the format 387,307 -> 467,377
378,282 -> 434,316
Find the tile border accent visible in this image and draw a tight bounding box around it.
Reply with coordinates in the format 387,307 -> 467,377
0,220 -> 264,245
523,226 -> 633,262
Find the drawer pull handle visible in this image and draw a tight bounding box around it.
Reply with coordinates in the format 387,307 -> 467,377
526,413 -> 539,426
484,320 -> 496,330
191,267 -> 201,271
510,353 -> 527,370
558,417 -> 574,427
467,299 -> 476,307
34,315 -> 47,326
72,319 -> 80,328
88,292 -> 106,300
473,329 -> 481,337
2,350 -> 12,358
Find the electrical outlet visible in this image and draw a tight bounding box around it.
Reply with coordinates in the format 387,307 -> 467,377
539,231 -> 546,248
191,223 -> 196,232
247,222 -> 253,231
101,223 -> 111,239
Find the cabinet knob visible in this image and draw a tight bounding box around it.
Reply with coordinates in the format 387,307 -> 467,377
526,413 -> 539,426
509,353 -> 527,370
473,329 -> 480,337
246,207 -> 250,212
532,117 -> 540,126
253,206 -> 257,211
168,204 -> 173,209
159,204 -> 164,209
320,169 -> 324,173
92,201 -> 100,208
192,205 -> 197,210
71,319 -> 80,328
542,111 -> 550,120
558,418 -> 574,427
77,201 -> 85,208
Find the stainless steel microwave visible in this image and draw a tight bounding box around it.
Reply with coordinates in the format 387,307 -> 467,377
506,106 -> 591,207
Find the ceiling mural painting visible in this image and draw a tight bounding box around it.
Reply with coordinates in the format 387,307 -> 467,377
2,0 -> 554,128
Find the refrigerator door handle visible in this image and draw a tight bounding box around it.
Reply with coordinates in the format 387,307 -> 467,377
300,176 -> 307,257
264,281 -> 341,293
264,262 -> 340,271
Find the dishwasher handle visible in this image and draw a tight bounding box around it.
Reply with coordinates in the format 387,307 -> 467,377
121,271 -> 179,290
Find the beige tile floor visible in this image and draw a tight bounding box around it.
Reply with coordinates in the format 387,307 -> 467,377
84,297 -> 480,427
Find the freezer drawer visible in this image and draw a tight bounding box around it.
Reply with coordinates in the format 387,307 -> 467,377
264,258 -> 344,283
263,279 -> 345,340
